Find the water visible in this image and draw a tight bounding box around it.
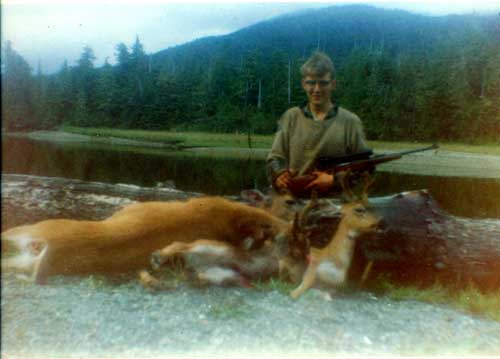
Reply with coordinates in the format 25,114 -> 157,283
2,136 -> 499,219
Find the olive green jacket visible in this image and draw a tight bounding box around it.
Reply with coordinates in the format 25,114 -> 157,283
266,104 -> 369,183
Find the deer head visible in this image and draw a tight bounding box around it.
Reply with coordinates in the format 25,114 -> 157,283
338,171 -> 381,233
339,202 -> 381,234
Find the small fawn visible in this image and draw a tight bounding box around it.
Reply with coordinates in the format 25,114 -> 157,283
290,172 -> 381,299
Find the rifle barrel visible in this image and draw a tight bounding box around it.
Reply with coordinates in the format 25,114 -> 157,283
386,143 -> 439,157
333,144 -> 439,172
316,144 -> 439,173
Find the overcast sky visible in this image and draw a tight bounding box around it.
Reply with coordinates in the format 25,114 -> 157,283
2,1 -> 499,74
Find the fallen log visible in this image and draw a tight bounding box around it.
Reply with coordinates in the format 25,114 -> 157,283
352,190 -> 500,291
2,174 -> 499,291
1,174 -> 200,229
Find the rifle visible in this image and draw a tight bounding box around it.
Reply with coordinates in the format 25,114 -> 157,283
316,143 -> 439,172
287,144 -> 439,197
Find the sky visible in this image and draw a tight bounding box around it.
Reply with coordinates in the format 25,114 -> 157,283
2,1 -> 499,74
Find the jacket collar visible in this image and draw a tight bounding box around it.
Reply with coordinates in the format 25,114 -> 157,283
301,101 -> 339,120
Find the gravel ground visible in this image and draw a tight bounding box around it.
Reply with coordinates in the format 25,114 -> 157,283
2,273 -> 500,358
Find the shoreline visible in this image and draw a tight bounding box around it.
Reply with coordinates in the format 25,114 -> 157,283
5,130 -> 500,179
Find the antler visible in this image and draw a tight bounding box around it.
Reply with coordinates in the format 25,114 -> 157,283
339,170 -> 376,204
360,171 -> 376,206
338,169 -> 356,203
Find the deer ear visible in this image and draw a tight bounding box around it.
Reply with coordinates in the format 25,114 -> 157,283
240,189 -> 267,208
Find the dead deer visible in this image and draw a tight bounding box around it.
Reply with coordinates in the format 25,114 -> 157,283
1,196 -> 289,284
147,197 -> 317,288
290,172 -> 381,299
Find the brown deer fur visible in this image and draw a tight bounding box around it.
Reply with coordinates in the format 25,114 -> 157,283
288,172 -> 381,299
2,197 -> 288,284
290,201 -> 381,299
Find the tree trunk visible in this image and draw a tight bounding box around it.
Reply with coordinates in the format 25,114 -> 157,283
2,174 -> 499,291
1,174 -> 199,229
279,188 -> 500,292
287,57 -> 291,105
351,190 -> 500,291
257,79 -> 262,109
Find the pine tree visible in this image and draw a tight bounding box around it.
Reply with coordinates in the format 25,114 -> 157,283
392,53 -> 421,138
33,60 -> 47,127
55,60 -> 75,126
475,41 -> 500,141
266,50 -> 289,116
74,46 -> 98,125
1,41 -> 35,130
95,58 -> 120,126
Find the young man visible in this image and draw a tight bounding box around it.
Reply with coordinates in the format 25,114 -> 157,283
266,51 -> 370,195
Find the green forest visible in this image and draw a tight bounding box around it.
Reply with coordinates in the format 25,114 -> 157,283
2,5 -> 499,143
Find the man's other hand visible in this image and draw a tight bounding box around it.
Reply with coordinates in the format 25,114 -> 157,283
275,170 -> 294,190
304,171 -> 334,192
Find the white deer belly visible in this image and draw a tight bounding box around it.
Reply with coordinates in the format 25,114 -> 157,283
189,244 -> 230,257
317,261 -> 346,286
197,267 -> 240,285
185,244 -> 233,268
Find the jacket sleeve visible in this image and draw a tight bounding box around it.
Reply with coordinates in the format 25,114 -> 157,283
348,115 -> 370,153
266,115 -> 290,185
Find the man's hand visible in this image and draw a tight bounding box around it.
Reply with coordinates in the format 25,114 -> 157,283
274,170 -> 294,190
304,170 -> 334,192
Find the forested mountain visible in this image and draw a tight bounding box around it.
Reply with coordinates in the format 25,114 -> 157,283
2,5 -> 499,142
153,5 -> 465,69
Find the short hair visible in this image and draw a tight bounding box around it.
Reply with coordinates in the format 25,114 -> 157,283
300,51 -> 336,79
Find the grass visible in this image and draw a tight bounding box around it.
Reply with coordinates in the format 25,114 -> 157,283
254,275 -> 500,321
252,277 -> 296,294
61,126 -> 274,149
378,280 -> 500,322
251,272 -> 500,322
59,126 -> 500,155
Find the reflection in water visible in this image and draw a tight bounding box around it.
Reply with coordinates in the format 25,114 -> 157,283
2,136 -> 500,219
2,137 -> 268,195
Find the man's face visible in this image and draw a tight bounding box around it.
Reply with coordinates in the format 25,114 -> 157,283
301,73 -> 336,108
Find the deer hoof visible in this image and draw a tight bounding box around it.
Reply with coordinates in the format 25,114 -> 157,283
289,289 -> 301,299
150,251 -> 164,271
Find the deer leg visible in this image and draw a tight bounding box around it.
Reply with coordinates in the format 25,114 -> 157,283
360,260 -> 374,286
151,242 -> 191,270
290,261 -> 319,299
278,259 -> 288,279
138,270 -> 164,291
152,239 -> 235,271
32,247 -> 51,285
2,252 -> 38,273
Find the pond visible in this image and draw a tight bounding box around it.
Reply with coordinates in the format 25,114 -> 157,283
2,136 -> 500,219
